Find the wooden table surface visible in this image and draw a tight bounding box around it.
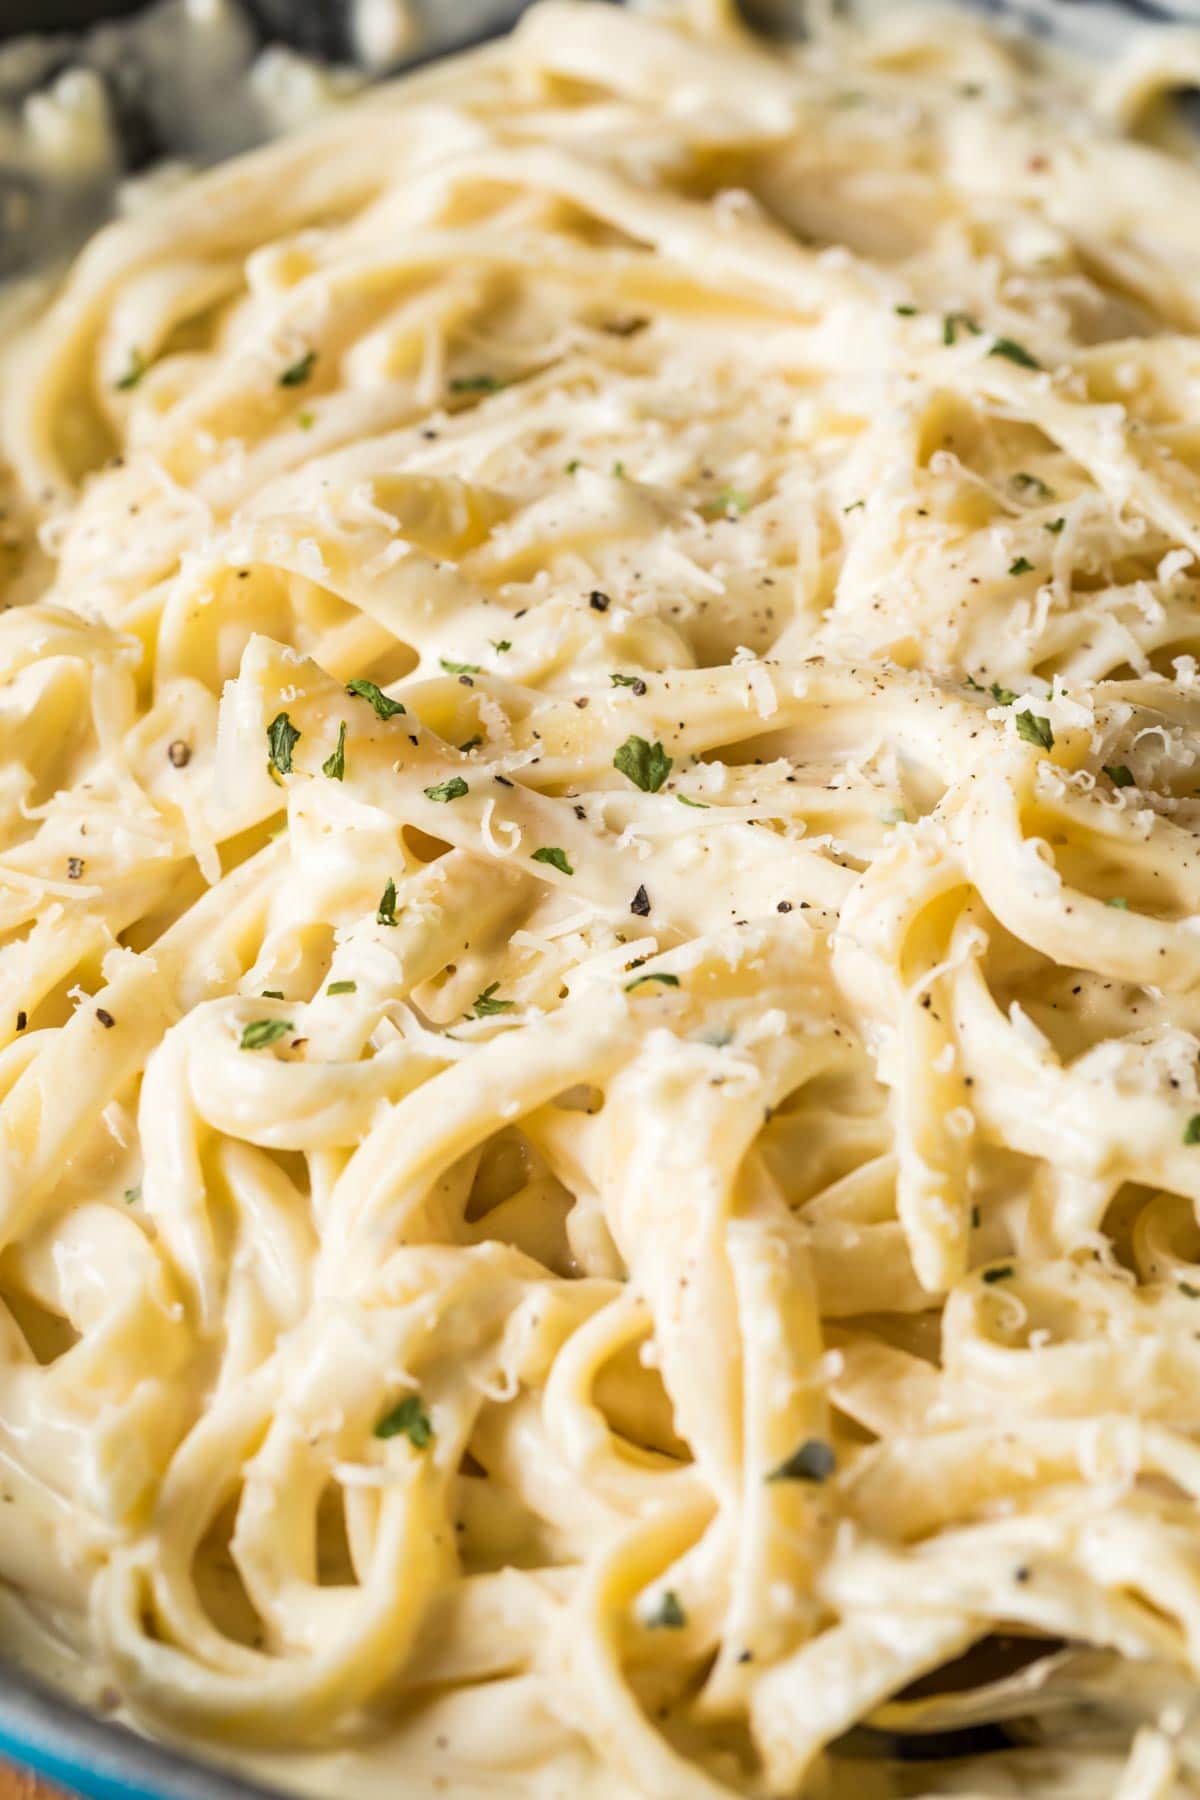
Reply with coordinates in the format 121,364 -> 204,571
0,1763 -> 65,1800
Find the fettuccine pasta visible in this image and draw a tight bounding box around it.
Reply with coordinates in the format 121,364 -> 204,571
4,3 -> 1200,1795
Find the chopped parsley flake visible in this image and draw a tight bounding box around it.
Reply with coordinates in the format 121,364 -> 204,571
424,776 -> 469,803
115,349 -> 146,391
1045,516 -> 1066,534
124,1185 -> 141,1205
1106,896 -> 1129,909
1104,764 -> 1135,788
471,983 -> 514,1018
459,736 -> 482,753
327,980 -> 357,995
614,734 -> 673,793
322,721 -> 346,781
374,1394 -> 433,1446
989,336 -> 1040,369
644,1590 -> 686,1630
715,487 -> 749,515
267,712 -> 300,776
377,879 -> 398,926
346,679 -> 405,719
610,673 -> 647,695
449,374 -> 504,393
990,682 -> 1018,706
677,794 -> 709,808
440,658 -> 481,676
532,847 -> 573,876
240,1018 -> 293,1051
490,639 -> 512,653
768,1438 -> 837,1484
982,1264 -> 1014,1284
297,410 -> 315,429
612,460 -> 626,478
943,312 -> 981,345
1009,556 -> 1034,576
1011,472 -> 1053,500
894,304 -> 917,316
1180,1280 -> 1200,1298
626,972 -> 680,993
1184,1116 -> 1200,1146
279,349 -> 317,387
1016,710 -> 1054,751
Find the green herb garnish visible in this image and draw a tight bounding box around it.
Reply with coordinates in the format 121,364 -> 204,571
990,682 -> 1017,706
327,980 -> 357,995
614,735 -> 673,793
346,679 -> 405,719
374,1394 -> 433,1446
424,776 -> 469,803
240,1018 -> 293,1051
713,487 -> 749,515
943,312 -> 981,346
1104,764 -> 1135,788
279,349 -> 317,387
449,374 -> 504,393
644,1590 -> 686,1630
267,712 -> 300,777
1184,1116 -> 1200,1146
1016,711 -> 1054,751
377,879 -> 398,926
440,658 -> 481,676
1009,556 -> 1034,576
322,721 -> 346,781
471,983 -> 514,1017
989,336 -> 1040,369
982,1264 -> 1014,1283
626,972 -> 680,993
532,847 -> 573,876
768,1438 -> 836,1483
115,349 -> 146,391
1106,896 -> 1129,909
1045,517 -> 1066,534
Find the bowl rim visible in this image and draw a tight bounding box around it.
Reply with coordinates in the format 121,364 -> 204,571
0,1659 -> 284,1800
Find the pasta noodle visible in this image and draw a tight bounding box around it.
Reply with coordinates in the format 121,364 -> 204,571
5,3 -> 1200,1795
